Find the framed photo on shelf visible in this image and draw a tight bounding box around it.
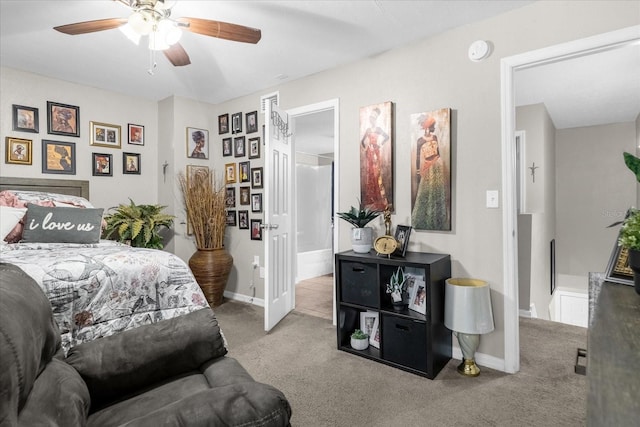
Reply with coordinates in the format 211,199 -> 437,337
251,167 -> 263,189
218,113 -> 229,134
605,240 -> 633,287
394,225 -> 412,257
42,140 -> 75,175
226,210 -> 237,226
90,121 -> 122,149
238,210 -> 249,229
128,123 -> 144,145
12,105 -> 39,133
222,137 -> 232,157
232,112 -> 242,134
225,187 -> 236,207
186,127 -> 208,159
47,101 -> 79,137
406,267 -> 427,315
225,162 -> 237,184
239,161 -> 250,183
92,153 -> 113,176
246,110 -> 258,133
234,136 -> 246,157
250,219 -> 262,240
5,137 -> 32,165
251,193 -> 262,213
239,186 -> 251,205
359,310 -> 379,348
248,137 -> 261,159
123,152 -> 141,175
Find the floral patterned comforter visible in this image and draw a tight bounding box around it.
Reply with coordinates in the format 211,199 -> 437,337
0,240 -> 208,355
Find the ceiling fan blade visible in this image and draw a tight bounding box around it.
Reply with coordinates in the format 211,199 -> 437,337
164,43 -> 191,66
177,17 -> 261,44
54,18 -> 128,35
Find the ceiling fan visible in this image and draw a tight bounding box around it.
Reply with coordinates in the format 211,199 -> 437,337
53,0 -> 261,67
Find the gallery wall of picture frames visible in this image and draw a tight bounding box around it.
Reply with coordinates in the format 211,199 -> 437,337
6,101 -> 145,178
216,109 -> 263,240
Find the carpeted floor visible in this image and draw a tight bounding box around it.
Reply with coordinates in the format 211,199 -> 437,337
214,300 -> 587,427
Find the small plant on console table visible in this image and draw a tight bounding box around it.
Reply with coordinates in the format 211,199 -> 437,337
337,201 -> 381,253
350,329 -> 369,351
386,267 -> 408,311
618,152 -> 640,294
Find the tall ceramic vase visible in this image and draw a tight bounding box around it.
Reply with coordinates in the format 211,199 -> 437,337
189,247 -> 233,306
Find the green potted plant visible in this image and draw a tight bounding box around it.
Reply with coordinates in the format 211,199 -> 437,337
102,199 -> 174,249
619,152 -> 640,294
350,329 -> 369,351
386,266 -> 408,310
337,201 -> 381,253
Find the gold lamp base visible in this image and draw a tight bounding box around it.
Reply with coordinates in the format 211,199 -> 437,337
457,359 -> 481,377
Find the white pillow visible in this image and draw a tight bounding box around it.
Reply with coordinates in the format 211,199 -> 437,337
0,206 -> 27,241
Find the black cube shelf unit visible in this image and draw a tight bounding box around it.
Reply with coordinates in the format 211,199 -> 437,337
335,250 -> 452,379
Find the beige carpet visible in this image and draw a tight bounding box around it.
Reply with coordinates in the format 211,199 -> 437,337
214,301 -> 587,427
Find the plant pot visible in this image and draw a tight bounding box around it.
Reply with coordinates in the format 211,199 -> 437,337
351,227 -> 373,253
627,248 -> 640,295
350,337 -> 369,351
189,247 -> 233,306
392,301 -> 408,312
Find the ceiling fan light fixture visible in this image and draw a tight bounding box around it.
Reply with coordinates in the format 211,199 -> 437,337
149,30 -> 170,51
119,23 -> 141,45
128,11 -> 152,35
157,19 -> 182,45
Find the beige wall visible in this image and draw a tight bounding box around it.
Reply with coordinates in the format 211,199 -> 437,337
1,0 -> 637,367
556,122 -> 637,277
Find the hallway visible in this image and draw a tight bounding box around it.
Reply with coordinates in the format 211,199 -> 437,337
294,274 -> 333,321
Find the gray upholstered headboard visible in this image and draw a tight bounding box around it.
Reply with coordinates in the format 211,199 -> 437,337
0,177 -> 90,200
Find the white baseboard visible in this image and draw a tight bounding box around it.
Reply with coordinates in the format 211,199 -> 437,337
223,290 -> 265,307
519,309 -> 532,318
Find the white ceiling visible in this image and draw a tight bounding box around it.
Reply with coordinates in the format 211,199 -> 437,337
1,0 -> 638,153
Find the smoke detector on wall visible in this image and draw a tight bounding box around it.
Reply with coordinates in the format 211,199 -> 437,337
468,40 -> 491,62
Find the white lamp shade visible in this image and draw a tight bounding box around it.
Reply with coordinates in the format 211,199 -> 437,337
444,278 -> 495,334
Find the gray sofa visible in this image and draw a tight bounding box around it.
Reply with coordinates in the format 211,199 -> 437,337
0,262 -> 291,426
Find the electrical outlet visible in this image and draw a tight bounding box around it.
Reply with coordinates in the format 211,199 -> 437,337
253,255 -> 260,267
259,267 -> 265,278
486,190 -> 499,208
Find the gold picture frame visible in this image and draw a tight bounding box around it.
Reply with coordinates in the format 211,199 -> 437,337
5,137 -> 33,165
90,121 -> 122,148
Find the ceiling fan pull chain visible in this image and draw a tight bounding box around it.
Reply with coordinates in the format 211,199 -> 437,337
148,48 -> 157,75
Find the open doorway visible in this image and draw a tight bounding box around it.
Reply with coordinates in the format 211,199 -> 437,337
289,100 -> 340,323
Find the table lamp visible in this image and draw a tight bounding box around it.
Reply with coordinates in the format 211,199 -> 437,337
444,278 -> 495,377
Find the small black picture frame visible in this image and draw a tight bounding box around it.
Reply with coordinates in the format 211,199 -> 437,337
92,153 -> 113,176
225,187 -> 236,208
393,225 -> 412,257
123,152 -> 141,175
42,140 -> 76,175
238,210 -> 249,229
250,219 -> 263,240
251,193 -> 263,213
232,112 -> 243,134
246,110 -> 258,134
248,137 -> 261,159
226,210 -> 237,226
251,167 -> 263,189
239,161 -> 250,183
222,137 -> 232,157
218,113 -> 229,134
47,101 -> 80,137
12,104 -> 39,133
234,136 -> 246,158
239,186 -> 251,205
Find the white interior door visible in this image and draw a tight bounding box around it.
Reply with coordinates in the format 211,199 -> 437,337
264,103 -> 294,331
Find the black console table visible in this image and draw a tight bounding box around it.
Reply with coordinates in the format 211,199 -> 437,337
587,281 -> 640,425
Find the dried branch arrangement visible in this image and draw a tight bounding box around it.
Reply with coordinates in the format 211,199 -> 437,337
178,167 -> 227,249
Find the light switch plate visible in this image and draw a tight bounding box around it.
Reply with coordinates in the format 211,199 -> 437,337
486,190 -> 499,208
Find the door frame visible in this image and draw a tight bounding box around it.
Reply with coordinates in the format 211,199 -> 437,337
288,98 -> 340,325
500,25 -> 640,374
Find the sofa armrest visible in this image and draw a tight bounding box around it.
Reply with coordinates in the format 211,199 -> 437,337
65,307 -> 226,406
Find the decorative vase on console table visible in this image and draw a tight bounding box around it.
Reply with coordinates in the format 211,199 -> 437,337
179,166 -> 232,306
337,201 -> 381,253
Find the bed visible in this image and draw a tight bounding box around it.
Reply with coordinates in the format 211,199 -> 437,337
0,177 -> 209,355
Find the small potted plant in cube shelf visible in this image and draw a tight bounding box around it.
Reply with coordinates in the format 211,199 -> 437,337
350,329 -> 369,350
386,267 -> 408,311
